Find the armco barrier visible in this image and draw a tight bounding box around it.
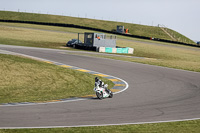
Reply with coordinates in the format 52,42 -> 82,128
0,19 -> 199,48
99,47 -> 134,54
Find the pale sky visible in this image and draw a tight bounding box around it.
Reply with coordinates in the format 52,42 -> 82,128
0,0 -> 199,41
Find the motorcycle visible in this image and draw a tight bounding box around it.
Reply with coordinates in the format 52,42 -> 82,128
94,84 -> 113,100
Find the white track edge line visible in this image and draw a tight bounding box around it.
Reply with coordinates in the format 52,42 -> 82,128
1,118 -> 200,129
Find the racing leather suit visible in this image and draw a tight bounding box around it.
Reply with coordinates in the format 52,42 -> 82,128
95,79 -> 109,93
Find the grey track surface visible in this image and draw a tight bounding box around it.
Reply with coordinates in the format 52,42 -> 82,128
1,44 -> 200,128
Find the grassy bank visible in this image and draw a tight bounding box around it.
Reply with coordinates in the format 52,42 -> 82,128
0,54 -> 114,103
1,120 -> 200,133
0,11 -> 195,44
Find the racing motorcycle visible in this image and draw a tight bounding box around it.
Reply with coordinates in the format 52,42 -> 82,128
94,84 -> 113,100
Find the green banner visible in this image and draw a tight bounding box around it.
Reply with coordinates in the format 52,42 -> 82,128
105,47 -> 130,54
117,47 -> 129,53
105,47 -> 113,53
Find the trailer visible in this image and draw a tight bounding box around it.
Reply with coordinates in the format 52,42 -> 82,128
67,32 -> 133,54
76,32 -> 117,50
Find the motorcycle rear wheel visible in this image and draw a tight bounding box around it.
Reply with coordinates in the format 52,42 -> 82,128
109,92 -> 113,98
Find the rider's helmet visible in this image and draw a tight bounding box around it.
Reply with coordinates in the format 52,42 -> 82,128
95,77 -> 99,82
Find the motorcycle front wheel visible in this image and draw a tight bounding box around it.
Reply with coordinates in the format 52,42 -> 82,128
96,91 -> 103,100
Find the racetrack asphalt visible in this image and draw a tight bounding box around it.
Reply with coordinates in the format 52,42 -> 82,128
0,44 -> 200,128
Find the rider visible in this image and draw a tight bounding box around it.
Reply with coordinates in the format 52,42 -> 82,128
95,77 -> 109,93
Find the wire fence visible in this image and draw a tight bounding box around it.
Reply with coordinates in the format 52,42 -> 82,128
0,8 -> 159,26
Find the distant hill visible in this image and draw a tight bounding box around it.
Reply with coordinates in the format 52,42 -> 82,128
0,11 -> 195,44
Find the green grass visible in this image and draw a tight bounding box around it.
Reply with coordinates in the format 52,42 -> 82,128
164,28 -> 195,44
0,22 -> 98,34
0,11 -> 195,44
0,54 -> 114,103
1,120 -> 200,133
118,39 -> 200,72
0,25 -> 69,48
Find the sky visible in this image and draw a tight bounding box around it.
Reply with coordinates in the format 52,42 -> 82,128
0,0 -> 199,41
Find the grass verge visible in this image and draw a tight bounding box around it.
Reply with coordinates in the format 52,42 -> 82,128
0,54 -> 114,103
0,25 -> 69,48
1,120 -> 200,133
118,39 -> 200,72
